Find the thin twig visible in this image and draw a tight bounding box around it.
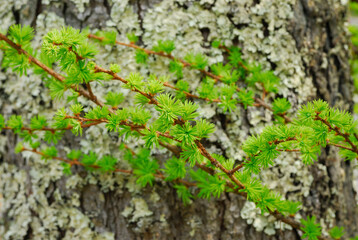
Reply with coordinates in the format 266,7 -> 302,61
0,33 -> 110,113
162,82 -> 221,103
21,147 -> 195,187
88,33 -> 292,122
2,121 -> 102,133
315,114 -> 358,154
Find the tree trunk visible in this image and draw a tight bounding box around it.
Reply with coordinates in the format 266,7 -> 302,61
0,0 -> 357,239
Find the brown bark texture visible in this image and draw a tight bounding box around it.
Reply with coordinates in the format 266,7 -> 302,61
0,0 -> 357,239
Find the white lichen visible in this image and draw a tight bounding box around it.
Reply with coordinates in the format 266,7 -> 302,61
70,0 -> 89,13
121,197 -> 153,233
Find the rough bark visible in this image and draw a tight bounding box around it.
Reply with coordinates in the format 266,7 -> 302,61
0,0 -> 357,239
290,0 -> 358,235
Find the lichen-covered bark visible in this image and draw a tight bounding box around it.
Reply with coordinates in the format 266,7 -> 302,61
0,0 -> 357,239
289,0 -> 358,235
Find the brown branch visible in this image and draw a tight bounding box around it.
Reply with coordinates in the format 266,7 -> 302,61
93,65 -> 158,104
88,33 -> 292,122
270,137 -> 297,145
229,137 -> 297,176
277,149 -> 300,152
228,162 -> 244,175
354,133 -> 358,142
88,34 -> 221,81
94,65 -> 187,126
238,61 -> 249,71
195,140 -> 245,189
0,34 -> 65,82
218,45 -> 250,71
64,45 -> 85,61
218,44 -> 231,54
0,33 -> 110,113
2,120 -> 103,133
88,34 -> 226,82
3,115 -> 182,147
162,82 -> 221,103
21,147 -> 195,188
254,97 -> 292,123
123,144 -> 136,156
315,114 -> 358,154
86,82 -> 96,100
326,140 -> 354,152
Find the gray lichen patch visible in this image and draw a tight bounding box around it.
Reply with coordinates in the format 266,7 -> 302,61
0,159 -> 114,239
121,197 -> 153,233
70,0 -> 90,13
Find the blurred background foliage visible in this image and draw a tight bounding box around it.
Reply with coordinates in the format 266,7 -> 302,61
349,1 -> 358,114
